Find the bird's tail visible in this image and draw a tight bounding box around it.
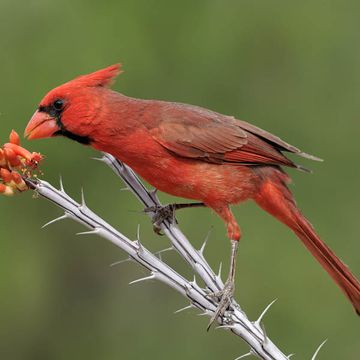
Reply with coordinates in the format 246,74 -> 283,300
254,170 -> 360,315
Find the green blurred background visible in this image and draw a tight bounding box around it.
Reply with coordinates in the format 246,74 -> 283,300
0,0 -> 359,359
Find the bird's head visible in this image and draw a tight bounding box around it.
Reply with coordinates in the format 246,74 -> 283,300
25,64 -> 122,144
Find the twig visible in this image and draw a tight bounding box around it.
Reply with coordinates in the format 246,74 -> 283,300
23,154 -> 327,360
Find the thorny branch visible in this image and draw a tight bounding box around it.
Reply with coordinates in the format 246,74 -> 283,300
24,154 -> 327,360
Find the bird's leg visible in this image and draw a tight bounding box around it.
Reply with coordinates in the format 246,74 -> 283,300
144,202 -> 205,235
207,206 -> 241,330
207,239 -> 239,330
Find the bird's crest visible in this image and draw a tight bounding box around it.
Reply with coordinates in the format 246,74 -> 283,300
68,64 -> 123,88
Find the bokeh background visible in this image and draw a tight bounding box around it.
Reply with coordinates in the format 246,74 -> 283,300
0,1 -> 359,359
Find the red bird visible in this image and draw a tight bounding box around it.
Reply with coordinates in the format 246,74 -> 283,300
25,64 -> 360,323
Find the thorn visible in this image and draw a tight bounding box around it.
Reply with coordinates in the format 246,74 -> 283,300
215,324 -> 235,330
136,224 -> 141,241
135,239 -> 144,254
183,283 -> 192,297
149,188 -> 159,202
199,227 -> 212,255
110,257 -> 133,267
91,156 -> 105,162
80,187 -> 86,207
234,351 -> 253,360
254,299 -> 277,328
191,275 -> 197,286
197,311 -> 211,316
260,322 -> 269,347
76,228 -> 100,236
134,225 -> 144,253
129,273 -> 156,285
155,246 -> 174,261
42,214 -> 68,229
217,262 -> 223,279
59,175 -> 64,192
174,304 -> 193,314
311,339 -> 327,360
287,354 -> 295,359
154,246 -> 173,258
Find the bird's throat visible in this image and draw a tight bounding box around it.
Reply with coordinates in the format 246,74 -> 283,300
53,128 -> 92,145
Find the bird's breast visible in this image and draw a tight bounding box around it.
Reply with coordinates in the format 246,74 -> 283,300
93,128 -> 259,204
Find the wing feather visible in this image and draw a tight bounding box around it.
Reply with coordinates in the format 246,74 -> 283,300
150,103 -> 320,169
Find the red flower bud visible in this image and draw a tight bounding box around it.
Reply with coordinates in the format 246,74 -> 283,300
3,148 -> 21,168
0,130 -> 43,195
9,130 -> 20,145
0,168 -> 12,183
11,171 -> 27,191
0,149 -> 5,167
4,143 -> 32,160
0,183 -> 14,196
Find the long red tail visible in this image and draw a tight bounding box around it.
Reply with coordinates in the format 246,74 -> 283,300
254,174 -> 360,315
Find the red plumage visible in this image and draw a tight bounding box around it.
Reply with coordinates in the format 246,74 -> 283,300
25,64 -> 360,316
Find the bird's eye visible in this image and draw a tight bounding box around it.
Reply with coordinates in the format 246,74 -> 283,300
53,99 -> 64,111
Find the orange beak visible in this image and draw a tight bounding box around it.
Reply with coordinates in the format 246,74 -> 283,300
24,111 -> 60,140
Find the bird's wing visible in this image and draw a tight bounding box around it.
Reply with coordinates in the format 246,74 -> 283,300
150,104 -> 320,169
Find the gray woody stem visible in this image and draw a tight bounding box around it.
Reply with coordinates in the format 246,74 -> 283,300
24,154 -> 326,360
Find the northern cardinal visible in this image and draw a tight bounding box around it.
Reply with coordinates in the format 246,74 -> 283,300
25,64 -> 360,323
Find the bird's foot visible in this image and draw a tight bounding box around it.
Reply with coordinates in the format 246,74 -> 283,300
144,202 -> 205,235
207,278 -> 235,331
144,204 -> 177,235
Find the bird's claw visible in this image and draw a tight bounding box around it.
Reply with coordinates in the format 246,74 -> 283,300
153,220 -> 164,236
207,278 -> 235,331
144,204 -> 177,235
